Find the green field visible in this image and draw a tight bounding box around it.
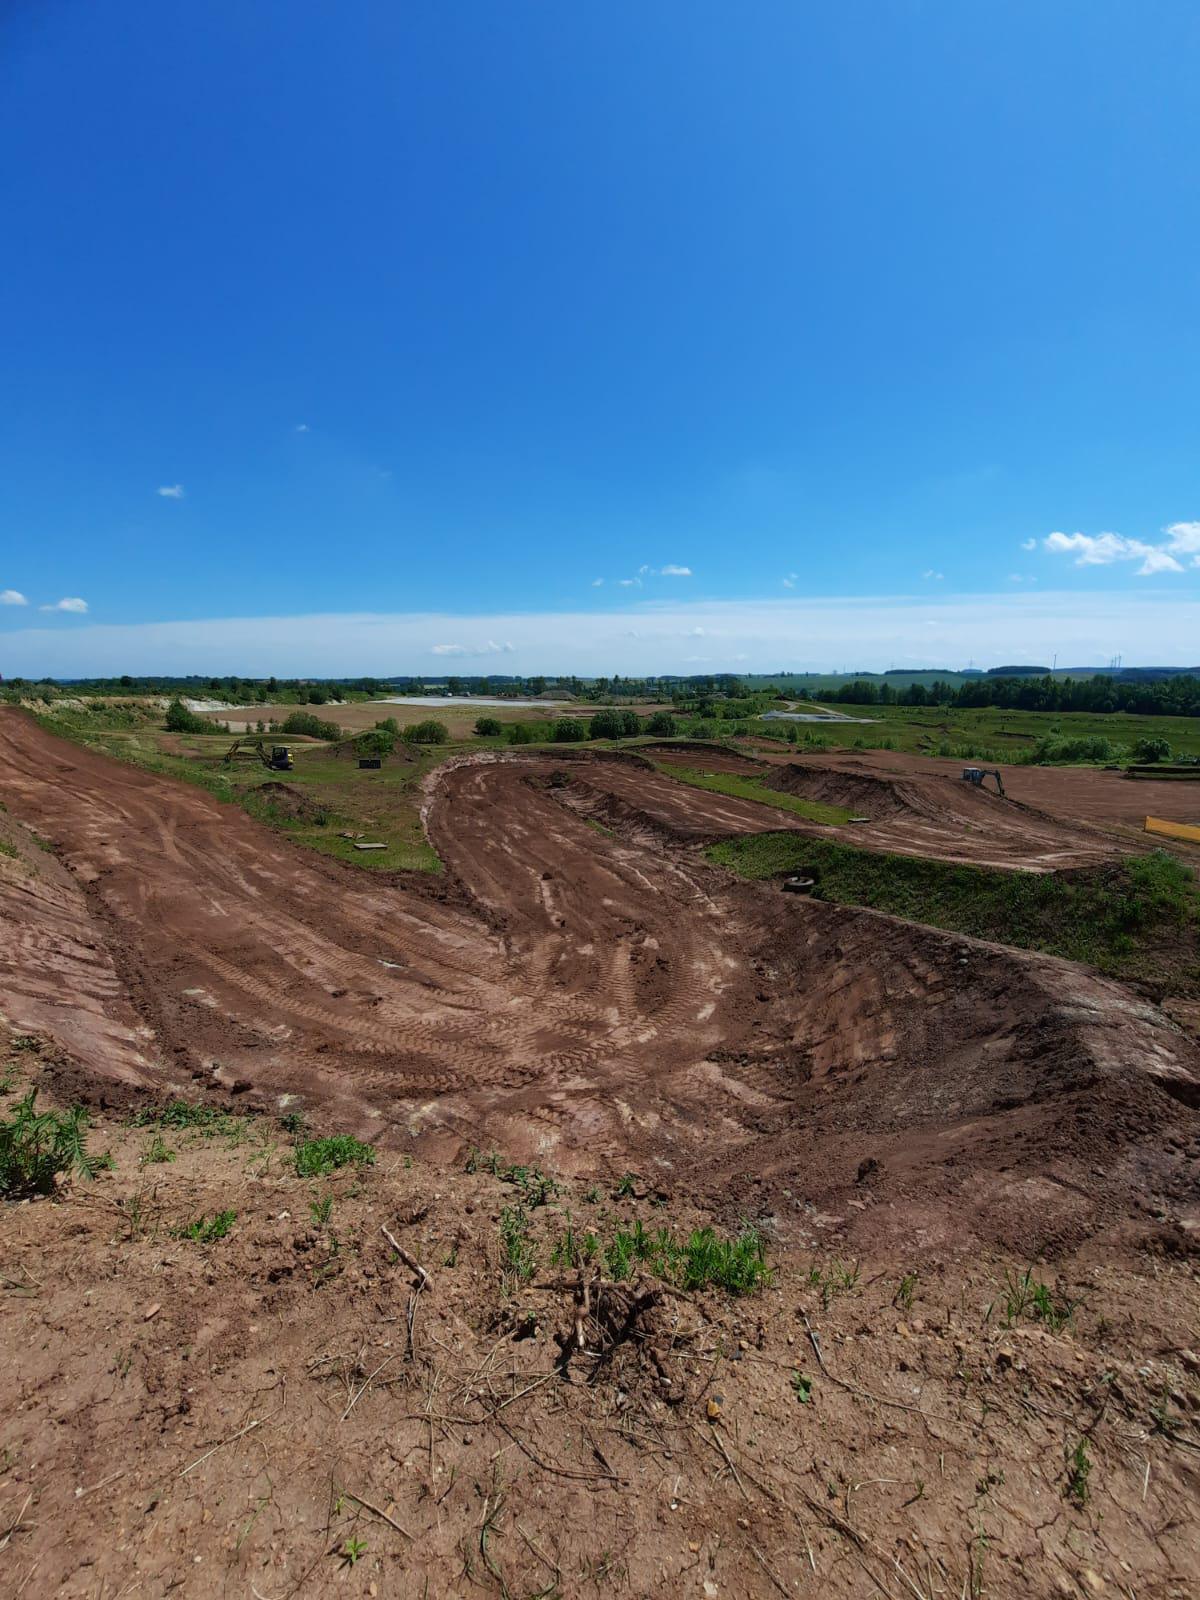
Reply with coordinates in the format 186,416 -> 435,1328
764,703 -> 1200,763
707,832 -> 1200,991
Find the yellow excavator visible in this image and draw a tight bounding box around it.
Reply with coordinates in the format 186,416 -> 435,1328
223,738 -> 294,771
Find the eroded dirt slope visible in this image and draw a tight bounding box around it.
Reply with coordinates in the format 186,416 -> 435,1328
1,710 -> 1197,1253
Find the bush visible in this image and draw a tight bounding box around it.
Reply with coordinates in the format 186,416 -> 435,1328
402,719 -> 449,745
294,1134 -> 376,1177
164,699 -> 212,734
507,723 -> 536,745
374,717 -> 400,735
474,716 -> 503,737
280,711 -> 341,741
588,708 -> 625,740
355,728 -> 395,759
646,711 -> 677,737
0,1091 -> 103,1197
553,718 -> 587,743
1021,735 -> 1126,766
1133,737 -> 1172,764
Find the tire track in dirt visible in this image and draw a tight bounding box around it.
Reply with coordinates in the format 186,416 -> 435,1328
2,712 -> 1197,1248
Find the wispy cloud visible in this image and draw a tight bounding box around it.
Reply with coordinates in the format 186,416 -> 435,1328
294,423 -> 310,433
39,597 -> 89,613
1043,521 -> 1200,576
1021,538 -> 1037,551
5,592 -> 1200,676
781,573 -> 797,590
659,564 -> 692,577
156,484 -> 185,500
591,578 -> 604,587
922,570 -> 945,581
617,577 -> 641,588
431,639 -> 515,658
1,589 -> 28,606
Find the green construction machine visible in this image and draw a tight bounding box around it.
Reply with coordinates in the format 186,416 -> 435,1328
223,738 -> 294,771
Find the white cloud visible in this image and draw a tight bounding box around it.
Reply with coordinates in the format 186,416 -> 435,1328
294,423 -> 310,433
156,484 -> 185,500
660,564 -> 693,577
781,573 -> 797,590
591,578 -> 604,587
1164,520 -> 1200,559
1021,538 -> 1037,551
431,639 -> 514,658
1043,521 -> 1200,576
1,589 -> 28,606
39,597 -> 89,613
922,570 -> 945,581
617,578 -> 641,588
6,591 -> 1200,677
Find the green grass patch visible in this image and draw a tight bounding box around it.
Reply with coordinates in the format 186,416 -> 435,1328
663,764 -> 853,825
173,1209 -> 237,1243
293,1134 -> 376,1177
552,1215 -> 774,1295
707,834 -> 1199,984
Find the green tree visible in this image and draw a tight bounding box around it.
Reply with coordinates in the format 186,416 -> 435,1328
646,711 -> 677,737
552,717 -> 586,742
474,716 -> 503,737
403,719 -> 449,744
165,699 -> 210,733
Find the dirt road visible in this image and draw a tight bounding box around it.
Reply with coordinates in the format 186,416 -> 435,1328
2,709 -> 1197,1251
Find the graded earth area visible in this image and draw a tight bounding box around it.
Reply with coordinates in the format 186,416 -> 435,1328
3,708 -> 1200,1599
2,708 -> 1198,1256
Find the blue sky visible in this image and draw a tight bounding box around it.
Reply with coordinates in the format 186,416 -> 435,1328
3,1 -> 1199,675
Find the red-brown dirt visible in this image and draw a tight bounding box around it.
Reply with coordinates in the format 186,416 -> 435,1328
2,710 -> 1197,1255
3,710 -> 1200,1598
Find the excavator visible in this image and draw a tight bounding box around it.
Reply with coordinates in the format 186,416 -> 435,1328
960,766 -> 1005,797
223,738 -> 294,771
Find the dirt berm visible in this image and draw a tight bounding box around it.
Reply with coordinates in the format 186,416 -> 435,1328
1,713 -> 1197,1257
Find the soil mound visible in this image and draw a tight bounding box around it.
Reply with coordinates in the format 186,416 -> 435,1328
251,781 -> 331,823
765,762 -> 911,818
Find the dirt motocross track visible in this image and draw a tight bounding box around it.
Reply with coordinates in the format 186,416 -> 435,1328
1,709 -> 1198,1253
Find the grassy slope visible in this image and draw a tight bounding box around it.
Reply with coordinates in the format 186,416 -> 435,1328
707,831 -> 1200,989
33,712 -> 444,872
656,763 -> 853,825
773,703 -> 1200,761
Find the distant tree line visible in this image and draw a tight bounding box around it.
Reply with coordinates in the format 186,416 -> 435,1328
824,673 -> 1200,717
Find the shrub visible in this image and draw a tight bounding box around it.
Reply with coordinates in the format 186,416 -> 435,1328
402,719 -> 449,745
646,711 -> 677,737
1133,737 -> 1172,764
552,718 -> 587,743
280,711 -> 341,741
474,716 -> 503,737
355,728 -> 395,759
374,717 -> 400,735
507,723 -> 536,745
0,1091 -> 103,1197
1021,735 -> 1126,766
164,699 -> 211,734
293,1134 -> 376,1177
588,708 -> 625,740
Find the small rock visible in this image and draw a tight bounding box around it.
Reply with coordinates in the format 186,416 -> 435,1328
707,1395 -> 724,1421
143,1302 -> 161,1321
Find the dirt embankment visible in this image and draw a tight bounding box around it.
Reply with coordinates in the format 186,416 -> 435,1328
1,712 -> 1197,1261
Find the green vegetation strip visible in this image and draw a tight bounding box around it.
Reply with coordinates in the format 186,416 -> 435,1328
707,833 -> 1199,981
661,764 -> 853,825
